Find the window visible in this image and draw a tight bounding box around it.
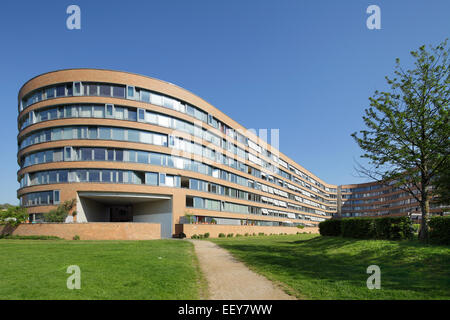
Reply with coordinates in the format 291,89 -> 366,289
137,151 -> 148,164
113,128 -> 125,140
89,170 -> 100,182
46,88 -> 55,99
106,104 -> 114,118
115,149 -> 123,161
88,127 -> 98,139
140,90 -> 150,102
55,86 -> 65,97
99,85 -> 111,96
92,105 -> 104,118
73,82 -> 82,95
99,127 -> 111,140
128,130 -> 139,142
145,172 -> 158,185
159,173 -> 166,185
127,86 -> 135,99
128,109 -> 137,121
53,190 -> 60,204
94,148 -> 105,161
112,86 -> 125,98
102,170 -> 112,182
137,108 -> 145,122
87,84 -> 98,96
81,148 -> 92,161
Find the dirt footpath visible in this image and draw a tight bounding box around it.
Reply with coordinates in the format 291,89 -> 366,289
190,240 -> 296,300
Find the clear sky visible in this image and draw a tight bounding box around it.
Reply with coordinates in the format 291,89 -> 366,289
0,0 -> 448,204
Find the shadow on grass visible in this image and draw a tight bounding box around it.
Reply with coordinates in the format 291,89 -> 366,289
215,236 -> 450,298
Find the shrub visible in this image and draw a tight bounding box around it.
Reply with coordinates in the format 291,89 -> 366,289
258,232 -> 265,236
218,233 -> 225,238
252,233 -> 256,236
341,218 -> 375,239
373,216 -> 413,240
244,233 -> 249,237
73,235 -> 80,240
297,225 -> 305,229
236,234 -> 242,237
0,206 -> 28,227
204,232 -> 210,239
44,198 -> 76,223
428,216 -> 450,245
319,219 -> 342,236
191,234 -> 198,239
198,234 -> 204,239
227,233 -> 234,238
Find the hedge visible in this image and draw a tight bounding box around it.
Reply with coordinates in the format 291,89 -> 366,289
319,219 -> 342,236
341,218 -> 375,239
319,216 -> 413,240
428,216 -> 450,245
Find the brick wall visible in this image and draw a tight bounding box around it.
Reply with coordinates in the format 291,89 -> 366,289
176,224 -> 318,238
0,223 -> 161,240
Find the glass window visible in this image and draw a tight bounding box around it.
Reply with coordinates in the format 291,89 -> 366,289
59,171 -> 68,182
87,84 -> 98,96
137,151 -> 148,164
77,170 -> 87,182
150,153 -> 162,166
55,86 -> 65,97
159,173 -> 166,185
106,104 -> 114,118
89,170 -> 100,182
107,149 -> 114,161
128,109 -> 137,121
140,90 -> 150,102
115,149 -> 123,161
112,86 -> 125,98
99,85 -> 111,96
81,148 -> 92,161
74,82 -> 82,95
128,130 -> 139,142
88,127 -> 98,139
67,84 -> 73,96
114,106 -> 124,119
46,87 -> 55,99
99,127 -> 111,140
80,106 -> 92,117
93,106 -> 105,118
102,170 -> 112,182
53,190 -> 60,204
145,172 -> 158,185
138,109 -> 145,122
127,86 -> 135,99
94,148 -> 105,161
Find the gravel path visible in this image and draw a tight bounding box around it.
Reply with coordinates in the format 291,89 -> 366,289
190,240 -> 296,300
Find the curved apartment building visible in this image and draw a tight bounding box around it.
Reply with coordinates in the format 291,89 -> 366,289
17,69 -> 338,237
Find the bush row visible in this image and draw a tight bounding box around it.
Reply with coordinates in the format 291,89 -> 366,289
429,216 -> 450,245
192,232 -> 310,239
319,216 -> 414,240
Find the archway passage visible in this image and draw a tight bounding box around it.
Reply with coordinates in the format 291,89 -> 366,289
77,192 -> 173,238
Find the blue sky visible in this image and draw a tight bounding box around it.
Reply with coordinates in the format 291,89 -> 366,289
0,0 -> 448,204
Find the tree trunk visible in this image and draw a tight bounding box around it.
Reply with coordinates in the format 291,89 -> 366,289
418,197 -> 430,241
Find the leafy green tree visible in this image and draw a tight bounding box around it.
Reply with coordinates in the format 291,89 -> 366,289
44,199 -> 76,223
352,40 -> 449,241
0,206 -> 28,227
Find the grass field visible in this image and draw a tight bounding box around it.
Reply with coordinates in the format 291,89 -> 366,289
0,239 -> 206,300
212,234 -> 450,300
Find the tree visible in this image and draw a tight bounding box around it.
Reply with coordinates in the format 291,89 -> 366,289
0,206 -> 28,227
44,199 -> 77,223
351,40 -> 449,241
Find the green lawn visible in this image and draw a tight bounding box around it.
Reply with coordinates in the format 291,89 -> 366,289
211,234 -> 450,300
0,239 -> 205,300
